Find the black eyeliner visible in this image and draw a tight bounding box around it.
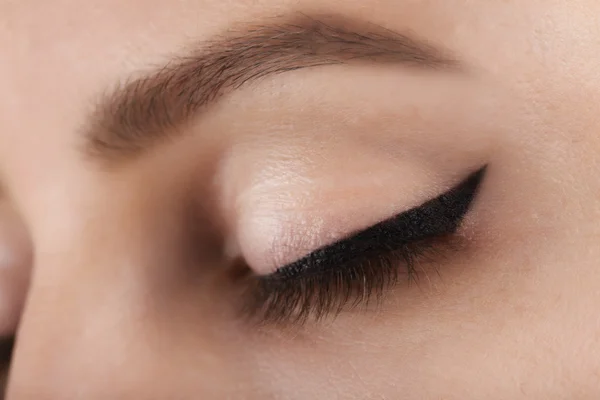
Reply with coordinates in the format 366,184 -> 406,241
273,166 -> 486,280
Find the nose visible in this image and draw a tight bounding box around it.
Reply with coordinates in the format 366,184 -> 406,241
4,205 -> 243,399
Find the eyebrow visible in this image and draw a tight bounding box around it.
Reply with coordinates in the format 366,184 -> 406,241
84,13 -> 459,165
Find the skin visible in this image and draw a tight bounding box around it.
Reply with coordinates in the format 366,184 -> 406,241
1,0 -> 600,398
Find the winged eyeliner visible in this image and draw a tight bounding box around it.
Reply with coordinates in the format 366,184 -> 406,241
247,167 -> 487,323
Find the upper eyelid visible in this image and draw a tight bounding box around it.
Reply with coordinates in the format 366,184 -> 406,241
269,166 -> 487,279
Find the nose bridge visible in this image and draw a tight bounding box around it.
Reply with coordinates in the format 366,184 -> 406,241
6,246 -> 151,399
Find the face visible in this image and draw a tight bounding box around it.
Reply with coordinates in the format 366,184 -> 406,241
1,0 -> 600,398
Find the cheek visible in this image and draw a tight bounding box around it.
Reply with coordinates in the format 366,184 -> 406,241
0,202 -> 32,336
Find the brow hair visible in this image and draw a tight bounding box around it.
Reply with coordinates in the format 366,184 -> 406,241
84,13 -> 458,164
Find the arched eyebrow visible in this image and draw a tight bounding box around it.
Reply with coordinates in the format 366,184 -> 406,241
83,13 -> 460,166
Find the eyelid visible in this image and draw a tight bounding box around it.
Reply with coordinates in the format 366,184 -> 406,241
219,140 -> 450,275
237,166 -> 485,276
241,167 -> 486,324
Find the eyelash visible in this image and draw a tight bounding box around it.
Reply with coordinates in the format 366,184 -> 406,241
244,236 -> 445,324
240,167 -> 486,325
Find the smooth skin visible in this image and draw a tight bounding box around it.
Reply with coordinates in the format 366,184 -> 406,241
2,0 -> 600,398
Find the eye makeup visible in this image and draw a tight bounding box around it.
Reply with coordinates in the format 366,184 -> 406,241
241,167 -> 487,324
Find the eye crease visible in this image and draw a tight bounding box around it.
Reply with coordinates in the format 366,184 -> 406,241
240,167 -> 487,324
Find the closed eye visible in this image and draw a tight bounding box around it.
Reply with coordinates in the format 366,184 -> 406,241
240,166 -> 487,325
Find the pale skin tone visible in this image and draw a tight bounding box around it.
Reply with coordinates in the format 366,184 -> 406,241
1,0 -> 600,398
